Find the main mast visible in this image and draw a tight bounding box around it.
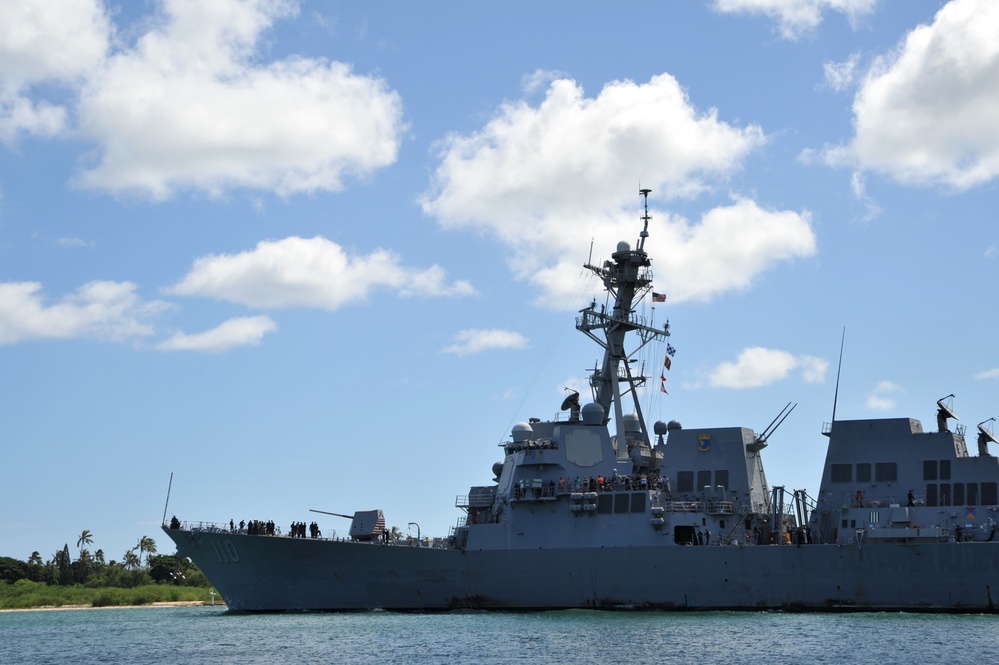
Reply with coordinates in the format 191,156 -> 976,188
576,189 -> 671,460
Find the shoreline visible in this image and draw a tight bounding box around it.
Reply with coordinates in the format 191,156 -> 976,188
0,600 -> 226,613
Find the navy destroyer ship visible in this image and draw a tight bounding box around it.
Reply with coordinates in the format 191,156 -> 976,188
164,190 -> 999,611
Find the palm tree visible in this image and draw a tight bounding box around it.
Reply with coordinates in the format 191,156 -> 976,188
135,536 -> 157,568
122,550 -> 140,570
27,551 -> 43,582
77,529 -> 94,554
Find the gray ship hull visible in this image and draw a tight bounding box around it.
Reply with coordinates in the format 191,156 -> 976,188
165,527 -> 999,612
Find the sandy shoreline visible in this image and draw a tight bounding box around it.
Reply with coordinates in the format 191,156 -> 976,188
0,601 -> 226,613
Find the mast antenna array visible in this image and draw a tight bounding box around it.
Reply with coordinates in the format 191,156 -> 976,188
638,188 -> 651,251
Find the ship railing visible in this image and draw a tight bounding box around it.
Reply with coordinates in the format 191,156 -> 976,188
705,501 -> 735,515
575,310 -> 655,333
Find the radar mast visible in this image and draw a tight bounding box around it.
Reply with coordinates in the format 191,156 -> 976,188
576,189 -> 671,461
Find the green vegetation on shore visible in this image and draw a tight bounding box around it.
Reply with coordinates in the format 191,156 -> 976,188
0,530 -> 217,609
0,580 -> 215,610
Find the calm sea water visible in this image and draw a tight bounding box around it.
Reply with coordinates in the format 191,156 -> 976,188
2,606 -> 997,664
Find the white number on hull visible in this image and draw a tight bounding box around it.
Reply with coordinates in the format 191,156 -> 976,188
211,539 -> 241,563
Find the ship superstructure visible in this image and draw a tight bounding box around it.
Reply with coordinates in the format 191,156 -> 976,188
164,191 -> 999,612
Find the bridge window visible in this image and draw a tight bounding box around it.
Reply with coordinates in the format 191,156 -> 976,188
630,492 -> 646,513
715,470 -> 729,489
940,460 -> 951,480
614,493 -> 629,514
968,483 -> 979,506
982,482 -> 998,505
831,464 -> 852,482
923,460 -> 937,481
697,470 -> 712,491
953,483 -> 965,506
875,462 -> 897,482
925,484 -> 937,507
677,471 -> 694,493
939,483 -> 951,506
856,463 -> 871,482
597,494 -> 613,514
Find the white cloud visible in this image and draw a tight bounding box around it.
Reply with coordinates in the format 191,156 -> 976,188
823,52 -> 861,92
422,74 -> 813,307
0,0 -> 110,143
423,74 -> 765,226
850,171 -> 881,221
167,236 -> 475,309
866,379 -> 902,410
0,280 -> 164,345
985,243 -> 997,259
824,0 -> 999,190
521,69 -> 567,95
653,198 -> 816,303
156,315 -> 277,352
712,0 -> 878,40
442,328 -> 529,356
64,0 -> 404,199
974,368 -> 999,380
708,347 -> 828,388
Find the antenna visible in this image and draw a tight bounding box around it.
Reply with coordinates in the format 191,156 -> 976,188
161,472 -> 173,525
757,402 -> 797,445
831,327 -> 845,424
638,188 -> 652,250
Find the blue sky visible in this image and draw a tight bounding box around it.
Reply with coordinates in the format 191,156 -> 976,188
2,0 -> 998,563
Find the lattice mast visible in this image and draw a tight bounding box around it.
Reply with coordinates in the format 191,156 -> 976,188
577,189 -> 671,459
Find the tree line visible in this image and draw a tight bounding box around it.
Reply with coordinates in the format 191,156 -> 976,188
0,529 -> 208,589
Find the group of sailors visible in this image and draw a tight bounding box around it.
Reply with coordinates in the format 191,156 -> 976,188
222,518 -> 322,538
290,521 -> 322,538
232,519 -> 275,536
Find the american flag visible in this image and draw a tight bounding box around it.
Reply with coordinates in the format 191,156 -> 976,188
652,292 -> 666,302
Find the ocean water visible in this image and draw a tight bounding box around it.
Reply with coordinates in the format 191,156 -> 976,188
2,606 -> 997,664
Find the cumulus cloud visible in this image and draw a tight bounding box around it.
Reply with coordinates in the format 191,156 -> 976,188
708,347 -> 828,388
167,236 -> 475,309
71,0 -> 405,199
866,379 -> 902,410
0,0 -> 110,143
712,0 -> 878,40
442,329 -> 529,356
653,198 -> 816,302
156,315 -> 277,352
421,74 -> 813,307
424,74 -> 765,224
824,0 -> 999,190
0,280 -> 164,345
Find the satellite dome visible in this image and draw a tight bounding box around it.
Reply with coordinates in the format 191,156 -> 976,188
623,412 -> 641,433
617,241 -> 631,253
492,462 -> 504,479
581,402 -> 605,425
512,422 -> 533,443
653,420 -> 668,436
667,419 -> 682,431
